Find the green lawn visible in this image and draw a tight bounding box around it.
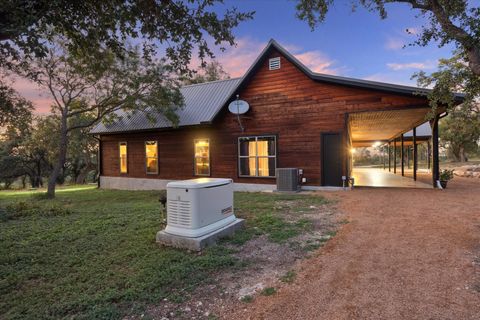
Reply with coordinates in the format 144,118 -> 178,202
0,186 -> 328,319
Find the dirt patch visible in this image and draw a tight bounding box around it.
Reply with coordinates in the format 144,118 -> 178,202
135,199 -> 342,320
220,178 -> 480,320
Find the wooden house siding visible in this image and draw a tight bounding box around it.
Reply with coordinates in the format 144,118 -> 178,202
99,49 -> 428,186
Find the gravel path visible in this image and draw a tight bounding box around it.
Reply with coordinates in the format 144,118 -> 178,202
223,177 -> 480,320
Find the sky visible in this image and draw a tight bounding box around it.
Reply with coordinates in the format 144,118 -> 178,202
12,0 -> 457,114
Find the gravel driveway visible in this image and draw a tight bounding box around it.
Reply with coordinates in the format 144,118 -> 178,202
223,177 -> 480,319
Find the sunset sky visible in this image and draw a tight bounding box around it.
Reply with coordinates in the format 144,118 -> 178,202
11,0 -> 456,114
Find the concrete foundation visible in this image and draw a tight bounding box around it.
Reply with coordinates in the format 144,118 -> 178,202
156,218 -> 245,251
100,176 -> 344,192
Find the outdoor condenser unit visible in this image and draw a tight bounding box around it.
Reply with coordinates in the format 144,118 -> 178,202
276,168 -> 300,192
164,178 -> 236,238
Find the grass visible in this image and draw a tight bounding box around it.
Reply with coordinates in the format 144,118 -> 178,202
229,192 -> 328,244
280,270 -> 296,284
240,295 -> 254,303
260,287 -> 276,296
0,187 -> 328,319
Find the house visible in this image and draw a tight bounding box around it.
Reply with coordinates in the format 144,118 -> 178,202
91,39 -> 464,190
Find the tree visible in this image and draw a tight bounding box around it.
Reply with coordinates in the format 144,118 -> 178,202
294,0 -> 480,109
15,116 -> 56,187
17,41 -> 184,198
0,1 -> 253,72
182,60 -> 230,85
0,80 -> 34,127
440,104 -> 480,162
413,52 -> 480,113
66,112 -> 98,184
0,92 -> 53,189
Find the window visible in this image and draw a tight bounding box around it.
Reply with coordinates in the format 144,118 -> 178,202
145,141 -> 158,174
238,136 -> 276,177
119,142 -> 128,173
194,139 -> 210,176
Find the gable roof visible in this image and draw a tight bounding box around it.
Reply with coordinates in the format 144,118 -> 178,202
90,77 -> 241,134
91,39 -> 465,134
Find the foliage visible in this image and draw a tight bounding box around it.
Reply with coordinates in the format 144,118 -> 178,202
260,287 -> 277,296
65,110 -> 98,184
182,60 -> 231,85
439,104 -> 480,161
439,168 -> 454,181
413,52 -> 480,116
17,41 -> 185,197
0,187 -> 329,319
0,80 -> 33,128
294,0 -> 480,113
0,0 -> 254,73
280,270 -> 297,283
240,295 -> 254,303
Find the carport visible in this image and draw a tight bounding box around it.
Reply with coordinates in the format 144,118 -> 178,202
346,107 -> 442,188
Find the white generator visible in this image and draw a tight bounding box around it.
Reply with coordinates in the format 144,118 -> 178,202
164,178 -> 236,238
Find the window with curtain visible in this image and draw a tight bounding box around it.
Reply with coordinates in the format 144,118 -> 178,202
119,142 -> 127,173
194,139 -> 210,176
145,141 -> 158,174
238,136 -> 276,177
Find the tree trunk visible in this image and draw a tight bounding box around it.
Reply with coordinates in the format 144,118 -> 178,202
47,114 -> 69,198
466,47 -> 480,76
459,146 -> 467,162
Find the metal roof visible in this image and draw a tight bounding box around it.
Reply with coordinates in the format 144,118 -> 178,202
90,77 -> 241,134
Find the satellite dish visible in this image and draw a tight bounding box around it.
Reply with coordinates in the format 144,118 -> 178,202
228,99 -> 249,115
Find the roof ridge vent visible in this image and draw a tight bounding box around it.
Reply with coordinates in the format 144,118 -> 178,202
269,57 -> 281,70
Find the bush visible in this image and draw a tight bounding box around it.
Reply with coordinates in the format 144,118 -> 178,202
0,201 -> 72,221
440,169 -> 455,181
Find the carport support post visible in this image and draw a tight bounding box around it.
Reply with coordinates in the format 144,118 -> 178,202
388,142 -> 391,172
432,116 -> 440,187
413,127 -> 417,181
393,139 -> 397,174
401,134 -> 404,176
427,140 -> 431,170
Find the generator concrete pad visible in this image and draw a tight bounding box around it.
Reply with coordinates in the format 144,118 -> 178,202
156,218 -> 245,251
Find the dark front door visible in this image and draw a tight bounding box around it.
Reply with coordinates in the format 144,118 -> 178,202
322,133 -> 343,186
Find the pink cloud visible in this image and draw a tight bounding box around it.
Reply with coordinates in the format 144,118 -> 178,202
8,77 -> 53,114
212,37 -> 343,77
386,61 -> 435,71
10,37 -> 344,114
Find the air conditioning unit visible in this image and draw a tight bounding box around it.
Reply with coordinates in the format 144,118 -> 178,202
276,168 -> 300,192
164,178 -> 236,238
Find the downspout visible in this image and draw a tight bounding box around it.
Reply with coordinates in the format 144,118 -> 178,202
92,135 -> 102,189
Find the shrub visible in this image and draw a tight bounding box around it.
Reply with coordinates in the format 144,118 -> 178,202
440,169 -> 455,181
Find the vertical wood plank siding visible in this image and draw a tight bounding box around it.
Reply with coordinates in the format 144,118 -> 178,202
100,49 -> 427,186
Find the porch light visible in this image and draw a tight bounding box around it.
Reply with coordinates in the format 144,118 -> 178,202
350,148 -> 356,154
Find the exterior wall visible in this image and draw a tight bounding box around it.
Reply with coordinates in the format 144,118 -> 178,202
99,49 -> 427,187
